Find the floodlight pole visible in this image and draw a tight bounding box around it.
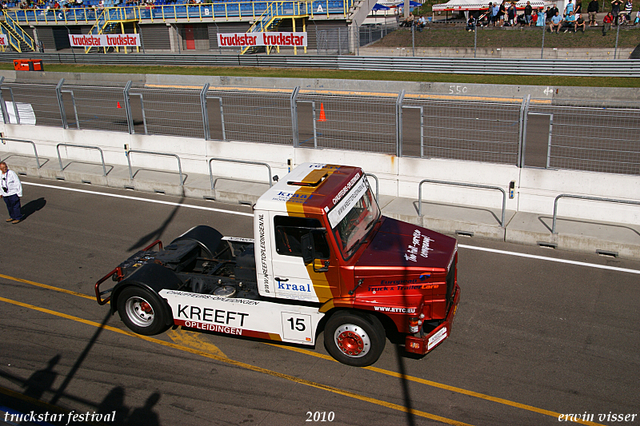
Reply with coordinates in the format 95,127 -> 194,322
541,22 -> 546,59
412,22 -> 415,56
614,22 -> 620,59
474,21 -> 477,58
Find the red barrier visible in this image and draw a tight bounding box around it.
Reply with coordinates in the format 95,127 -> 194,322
13,59 -> 44,71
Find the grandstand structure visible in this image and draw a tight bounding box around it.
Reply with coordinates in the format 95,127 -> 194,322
0,0 -> 379,54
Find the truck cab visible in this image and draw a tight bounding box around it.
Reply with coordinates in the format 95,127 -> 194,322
254,163 -> 459,358
254,163 -> 377,303
95,163 -> 460,367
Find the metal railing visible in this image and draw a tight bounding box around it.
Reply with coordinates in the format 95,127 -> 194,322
0,137 -> 44,169
1,80 -> 639,177
125,149 -> 184,187
2,86 -> 18,124
2,53 -> 640,77
418,179 -> 507,227
1,13 -> 36,52
56,143 -> 108,176
552,194 -> 640,234
2,1 -> 353,26
365,173 -> 379,202
208,158 -> 273,190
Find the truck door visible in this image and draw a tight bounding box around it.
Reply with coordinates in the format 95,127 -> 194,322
270,214 -> 337,303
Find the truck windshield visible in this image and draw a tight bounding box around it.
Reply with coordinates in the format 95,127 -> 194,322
328,177 -> 380,260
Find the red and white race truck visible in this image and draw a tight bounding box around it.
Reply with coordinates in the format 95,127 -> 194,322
95,163 -> 460,366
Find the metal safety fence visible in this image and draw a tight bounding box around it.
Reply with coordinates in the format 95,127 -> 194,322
358,23 -> 399,47
527,100 -> 640,175
3,53 -> 640,77
1,79 -> 639,176
206,88 -> 293,145
295,91 -> 398,154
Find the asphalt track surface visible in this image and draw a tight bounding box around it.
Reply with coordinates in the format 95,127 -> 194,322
0,177 -> 639,426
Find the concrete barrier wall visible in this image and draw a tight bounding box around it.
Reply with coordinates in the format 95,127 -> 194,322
358,47 -> 639,61
1,122 -> 638,226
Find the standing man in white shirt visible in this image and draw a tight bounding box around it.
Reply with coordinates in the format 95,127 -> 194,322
0,161 -> 23,224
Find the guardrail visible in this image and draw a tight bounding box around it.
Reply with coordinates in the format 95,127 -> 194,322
125,149 -> 184,187
0,137 -> 44,168
3,53 -> 639,77
552,194 -> 640,234
418,179 -> 507,227
208,158 -> 273,191
56,143 -> 108,176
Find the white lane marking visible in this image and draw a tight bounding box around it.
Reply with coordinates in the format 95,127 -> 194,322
459,244 -> 640,275
23,182 -> 254,217
23,182 -> 640,275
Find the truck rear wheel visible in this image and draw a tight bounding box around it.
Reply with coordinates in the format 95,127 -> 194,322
117,286 -> 169,336
324,311 -> 386,367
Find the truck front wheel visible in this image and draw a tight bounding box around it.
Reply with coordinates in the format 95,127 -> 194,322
117,287 -> 170,336
324,311 -> 386,367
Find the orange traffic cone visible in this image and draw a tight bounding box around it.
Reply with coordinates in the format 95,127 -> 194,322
318,103 -> 326,122
117,101 -> 122,108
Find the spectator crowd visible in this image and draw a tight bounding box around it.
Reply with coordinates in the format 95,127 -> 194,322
4,0 -> 206,10
402,0 -> 640,35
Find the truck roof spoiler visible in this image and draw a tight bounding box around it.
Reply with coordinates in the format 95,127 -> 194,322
287,170 -> 328,187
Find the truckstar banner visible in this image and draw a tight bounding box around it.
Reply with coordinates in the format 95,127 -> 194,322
217,32 -> 307,47
68,34 -> 140,47
0,35 -> 8,46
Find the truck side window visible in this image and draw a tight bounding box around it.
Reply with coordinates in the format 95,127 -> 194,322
274,216 -> 330,259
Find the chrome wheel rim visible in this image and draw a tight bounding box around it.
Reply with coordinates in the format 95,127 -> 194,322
334,324 -> 371,358
125,296 -> 155,328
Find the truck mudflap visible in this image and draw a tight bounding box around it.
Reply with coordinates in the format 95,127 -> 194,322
404,283 -> 460,355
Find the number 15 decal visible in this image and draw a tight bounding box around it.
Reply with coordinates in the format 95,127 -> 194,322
282,313 -> 313,343
288,317 -> 306,331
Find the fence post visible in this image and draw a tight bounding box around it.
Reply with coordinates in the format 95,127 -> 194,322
614,22 -> 620,59
474,22 -> 477,58
540,21 -> 545,59
411,22 -> 415,57
6,87 -> 18,125
123,80 -> 134,134
396,89 -> 405,157
290,86 -> 300,147
55,78 -> 68,129
0,76 -> 8,124
200,83 -> 210,140
517,95 -> 530,168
